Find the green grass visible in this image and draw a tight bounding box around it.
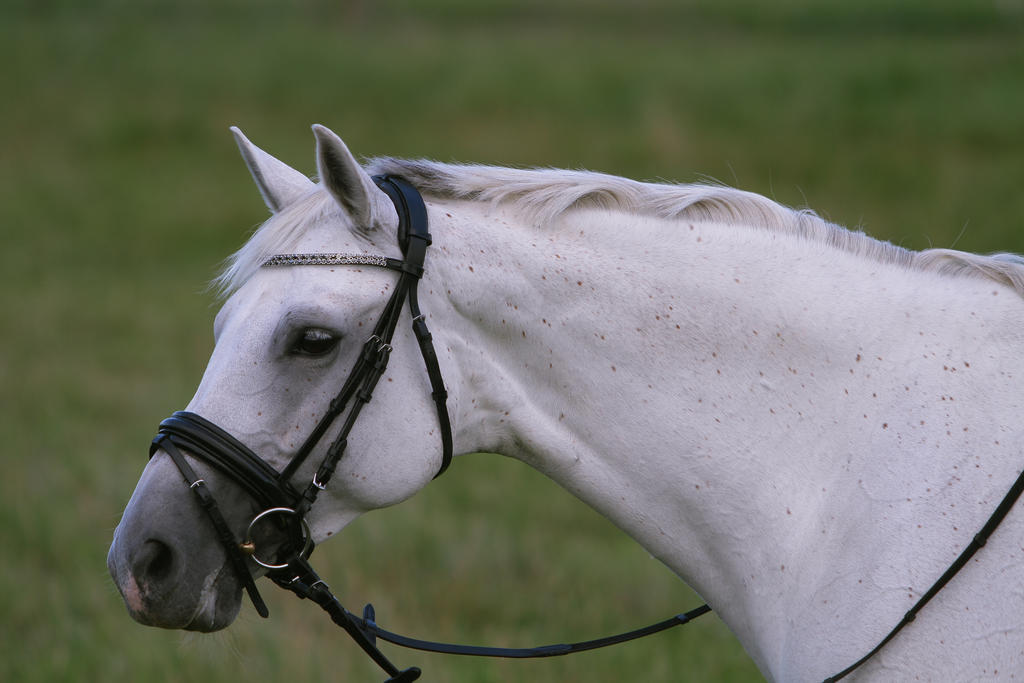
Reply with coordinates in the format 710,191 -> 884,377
2,1 -> 1021,680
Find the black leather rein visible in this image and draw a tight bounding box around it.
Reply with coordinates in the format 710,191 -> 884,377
148,174 -> 1024,682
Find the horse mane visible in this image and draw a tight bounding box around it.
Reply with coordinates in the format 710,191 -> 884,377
215,159 -> 1024,297
367,158 -> 1024,295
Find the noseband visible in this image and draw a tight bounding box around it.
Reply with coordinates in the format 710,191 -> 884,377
148,175 -> 1024,682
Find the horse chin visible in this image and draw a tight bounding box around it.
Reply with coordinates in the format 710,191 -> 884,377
181,568 -> 243,632
127,576 -> 242,633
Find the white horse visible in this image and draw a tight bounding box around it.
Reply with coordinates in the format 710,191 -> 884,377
109,124 -> 1024,681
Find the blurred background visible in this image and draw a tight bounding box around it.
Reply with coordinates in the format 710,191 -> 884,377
2,0 -> 1022,680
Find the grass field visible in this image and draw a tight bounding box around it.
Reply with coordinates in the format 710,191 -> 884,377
2,1 -> 1022,680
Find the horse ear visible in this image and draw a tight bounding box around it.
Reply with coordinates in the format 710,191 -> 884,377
231,126 -> 315,213
312,124 -> 378,229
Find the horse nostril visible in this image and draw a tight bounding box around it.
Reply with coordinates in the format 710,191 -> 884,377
133,539 -> 175,583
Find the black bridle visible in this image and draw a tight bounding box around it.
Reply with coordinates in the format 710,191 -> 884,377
149,175 -> 1024,682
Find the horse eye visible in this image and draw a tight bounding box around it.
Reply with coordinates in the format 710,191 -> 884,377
292,328 -> 339,356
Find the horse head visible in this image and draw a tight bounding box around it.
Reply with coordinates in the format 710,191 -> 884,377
107,126 -> 451,631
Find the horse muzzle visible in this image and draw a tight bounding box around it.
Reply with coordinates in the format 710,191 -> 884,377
107,447 -> 249,631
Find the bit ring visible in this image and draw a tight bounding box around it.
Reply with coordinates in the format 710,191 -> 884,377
241,507 -> 313,570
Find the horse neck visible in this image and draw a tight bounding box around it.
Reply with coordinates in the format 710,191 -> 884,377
423,199 -> 1024,678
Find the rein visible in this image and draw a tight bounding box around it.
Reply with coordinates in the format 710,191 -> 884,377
150,175 -> 1024,682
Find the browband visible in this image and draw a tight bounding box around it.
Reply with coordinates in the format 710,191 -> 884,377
262,253 -> 397,269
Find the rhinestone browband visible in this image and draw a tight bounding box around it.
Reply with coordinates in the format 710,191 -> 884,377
262,253 -> 390,268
